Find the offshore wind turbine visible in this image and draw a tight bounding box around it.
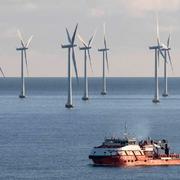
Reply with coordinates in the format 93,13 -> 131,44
78,31 -> 96,100
16,30 -> 33,98
61,24 -> 79,108
98,24 -> 109,95
149,17 -> 165,103
161,34 -> 173,97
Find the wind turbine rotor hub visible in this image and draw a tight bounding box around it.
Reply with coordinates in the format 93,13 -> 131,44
161,48 -> 171,51
16,47 -> 28,51
149,45 -> 162,50
98,48 -> 109,52
61,44 -> 77,49
79,46 -> 91,50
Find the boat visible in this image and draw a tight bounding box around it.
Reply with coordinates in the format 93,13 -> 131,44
89,135 -> 180,167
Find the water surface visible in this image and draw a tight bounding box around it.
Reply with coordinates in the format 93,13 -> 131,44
0,77 -> 180,180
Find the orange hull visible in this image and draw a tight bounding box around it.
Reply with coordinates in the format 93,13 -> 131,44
89,155 -> 180,167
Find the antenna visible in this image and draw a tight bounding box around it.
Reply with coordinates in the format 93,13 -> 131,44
124,121 -> 128,137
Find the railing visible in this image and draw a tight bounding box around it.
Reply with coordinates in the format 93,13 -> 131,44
160,154 -> 180,159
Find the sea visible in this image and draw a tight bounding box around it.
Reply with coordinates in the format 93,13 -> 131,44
0,77 -> 180,180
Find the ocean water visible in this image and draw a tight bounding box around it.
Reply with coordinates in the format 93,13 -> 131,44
0,77 -> 180,180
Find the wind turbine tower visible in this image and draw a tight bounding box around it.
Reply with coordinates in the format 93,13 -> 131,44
161,34 -> 173,97
61,24 -> 79,108
98,24 -> 110,95
16,30 -> 33,98
149,17 -> 165,103
78,31 -> 96,100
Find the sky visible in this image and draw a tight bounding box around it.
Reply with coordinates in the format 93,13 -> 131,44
0,0 -> 180,77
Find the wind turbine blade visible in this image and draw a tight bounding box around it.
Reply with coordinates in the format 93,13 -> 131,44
77,34 -> 88,47
167,51 -> 174,72
156,13 -> 160,45
161,43 -> 168,49
72,48 -> 79,83
167,33 -> 171,48
0,67 -> 5,78
103,23 -> 106,37
17,30 -> 25,47
159,48 -> 166,60
71,23 -> 78,44
105,51 -> 109,72
104,37 -> 107,49
26,35 -> 33,48
88,30 -> 96,47
87,49 -> 93,72
103,23 -> 107,49
66,28 -> 72,44
24,50 -> 29,76
17,30 -> 24,42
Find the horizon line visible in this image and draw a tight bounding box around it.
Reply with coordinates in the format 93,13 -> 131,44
1,76 -> 180,78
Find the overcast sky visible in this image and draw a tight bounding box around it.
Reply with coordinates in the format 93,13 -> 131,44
0,0 -> 180,77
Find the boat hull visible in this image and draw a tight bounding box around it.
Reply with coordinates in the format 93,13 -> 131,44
89,155 -> 180,167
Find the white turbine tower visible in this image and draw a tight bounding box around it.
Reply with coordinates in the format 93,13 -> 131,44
61,24 -> 79,108
16,30 -> 33,98
149,17 -> 165,103
78,31 -> 96,101
161,34 -> 173,97
98,24 -> 109,95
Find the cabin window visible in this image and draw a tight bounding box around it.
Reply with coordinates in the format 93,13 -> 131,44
129,141 -> 136,145
134,151 -> 142,156
118,151 -> 126,155
126,151 -> 134,156
121,141 -> 128,146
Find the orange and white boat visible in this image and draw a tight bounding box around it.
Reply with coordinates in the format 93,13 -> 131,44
89,136 -> 180,167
